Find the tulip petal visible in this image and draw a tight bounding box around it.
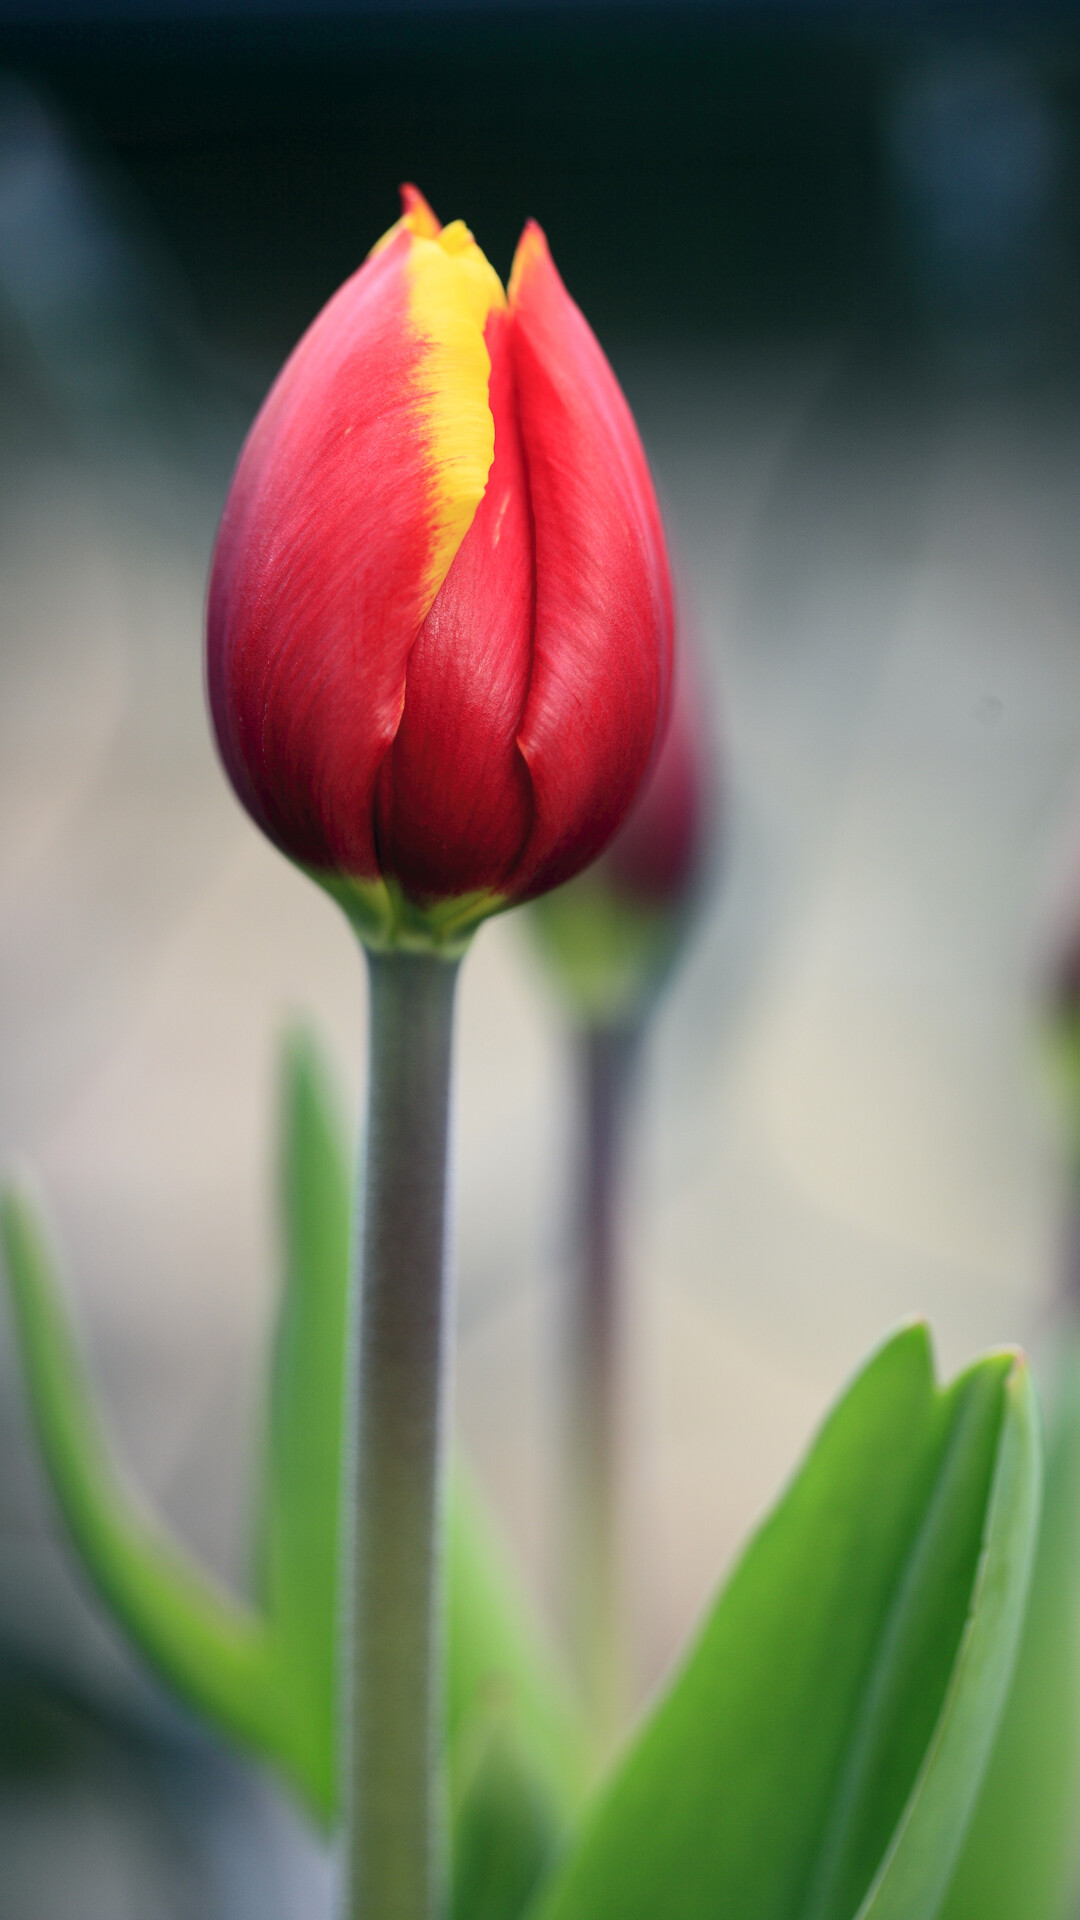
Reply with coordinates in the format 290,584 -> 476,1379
208,217 -> 504,882
506,223 -> 673,899
376,307 -> 535,896
401,183 -> 442,235
369,182 -> 443,255
407,220 -> 506,612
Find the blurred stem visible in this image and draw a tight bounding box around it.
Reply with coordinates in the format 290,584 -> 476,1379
344,949 -> 460,1920
1063,1139 -> 1080,1311
1065,1190 -> 1080,1313
567,1021 -> 642,1766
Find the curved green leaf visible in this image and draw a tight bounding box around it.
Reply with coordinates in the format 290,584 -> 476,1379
451,1710 -> 569,1920
448,1470 -> 584,1808
531,1324 -> 1041,1920
0,1174 -> 279,1762
938,1340 -> 1080,1920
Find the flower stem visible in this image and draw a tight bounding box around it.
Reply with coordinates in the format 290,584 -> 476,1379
344,948 -> 460,1920
1063,1181 -> 1080,1312
566,1021 -> 642,1765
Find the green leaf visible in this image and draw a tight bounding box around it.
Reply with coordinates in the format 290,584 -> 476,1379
448,1469 -> 585,1808
2,1023 -> 585,1888
257,1026 -> 353,1820
448,1469 -> 587,1920
938,1339 -> 1080,1920
0,1173 -> 279,1772
451,1705 -> 570,1920
532,1324 -> 1041,1920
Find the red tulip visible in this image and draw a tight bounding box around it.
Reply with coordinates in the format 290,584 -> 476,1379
529,643 -> 713,1023
208,186 -> 673,948
602,645 -> 709,910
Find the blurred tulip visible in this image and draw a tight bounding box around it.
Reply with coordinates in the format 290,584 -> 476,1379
1050,927 -> 1080,1040
208,185 -> 673,952
1043,912 -> 1080,1311
529,641 -> 713,1024
527,642 -> 715,1757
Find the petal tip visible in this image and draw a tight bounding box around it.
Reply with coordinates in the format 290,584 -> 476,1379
369,184 -> 443,259
508,218 -> 551,306
399,183 -> 442,237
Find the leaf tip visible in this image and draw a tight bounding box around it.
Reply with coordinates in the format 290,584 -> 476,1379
0,1165 -> 51,1297
873,1315 -> 937,1384
279,1021 -> 348,1145
280,1019 -> 324,1097
999,1346 -> 1038,1430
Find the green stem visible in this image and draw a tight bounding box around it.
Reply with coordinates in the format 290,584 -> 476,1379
566,1021 -> 642,1764
344,949 -> 460,1920
1065,1178 -> 1080,1312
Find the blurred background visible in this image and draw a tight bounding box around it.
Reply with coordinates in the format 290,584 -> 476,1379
3,0 -> 1080,1910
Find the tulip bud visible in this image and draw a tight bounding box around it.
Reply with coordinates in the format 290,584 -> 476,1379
529,646 -> 712,1025
1043,911 -> 1080,1314
1051,933 -> 1080,1034
207,186 -> 673,952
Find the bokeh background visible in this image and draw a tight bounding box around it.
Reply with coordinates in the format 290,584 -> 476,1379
3,1 -> 1080,1911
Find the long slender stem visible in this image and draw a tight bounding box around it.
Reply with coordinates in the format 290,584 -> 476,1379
344,948 -> 460,1920
566,1020 -> 641,1764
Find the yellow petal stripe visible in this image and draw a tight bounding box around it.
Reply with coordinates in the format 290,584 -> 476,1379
406,221 -> 506,616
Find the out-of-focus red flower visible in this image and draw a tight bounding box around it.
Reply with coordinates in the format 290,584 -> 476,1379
529,644 -> 714,1025
207,185 -> 673,950
602,650 -> 708,909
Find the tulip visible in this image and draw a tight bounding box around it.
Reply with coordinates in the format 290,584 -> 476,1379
530,642 -> 712,1026
208,184 -> 673,952
205,187 -> 674,1920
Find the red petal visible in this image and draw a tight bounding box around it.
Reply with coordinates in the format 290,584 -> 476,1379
506,222 -> 673,899
376,307 -> 535,896
208,227 -> 492,880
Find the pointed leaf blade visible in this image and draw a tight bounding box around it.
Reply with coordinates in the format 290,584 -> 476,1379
257,1027 -> 353,1820
449,1467 -> 588,1920
531,1326 -> 1041,1920
451,1712 -> 569,1920
855,1353 -> 1040,1920
937,1344 -> 1080,1920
